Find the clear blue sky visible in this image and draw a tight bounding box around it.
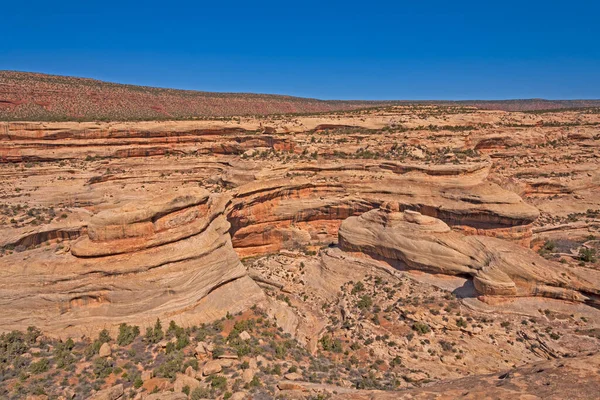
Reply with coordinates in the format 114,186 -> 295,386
1,0 -> 599,100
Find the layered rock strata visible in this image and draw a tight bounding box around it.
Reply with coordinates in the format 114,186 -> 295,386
229,161 -> 539,257
0,189 -> 265,337
338,207 -> 600,304
0,122 -> 293,162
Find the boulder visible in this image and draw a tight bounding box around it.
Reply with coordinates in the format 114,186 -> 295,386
144,393 -> 187,400
239,330 -> 251,341
284,372 -> 303,381
242,368 -> 255,383
98,342 -> 111,358
173,373 -> 200,393
202,360 -> 222,376
88,384 -> 124,400
141,370 -> 153,382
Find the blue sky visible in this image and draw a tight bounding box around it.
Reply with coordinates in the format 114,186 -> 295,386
1,0 -> 599,100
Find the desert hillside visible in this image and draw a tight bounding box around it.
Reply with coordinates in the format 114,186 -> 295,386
2,71 -> 600,122
0,71 -> 389,121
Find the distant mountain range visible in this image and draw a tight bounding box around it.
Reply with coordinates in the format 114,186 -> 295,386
1,71 -> 599,121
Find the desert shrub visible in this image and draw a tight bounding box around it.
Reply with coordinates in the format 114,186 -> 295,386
439,340 -> 454,352
319,335 -> 343,353
209,375 -> 228,391
183,358 -> 199,371
191,386 -> 212,400
154,350 -> 184,379
117,323 -> 140,346
579,248 -> 597,263
92,357 -> 113,378
133,376 -> 143,389
456,318 -> 467,328
98,329 -> 111,344
248,375 -> 261,387
145,318 -> 164,344
29,358 -> 49,374
412,322 -> 431,335
351,281 -> 365,294
357,295 -> 373,310
53,338 -> 75,369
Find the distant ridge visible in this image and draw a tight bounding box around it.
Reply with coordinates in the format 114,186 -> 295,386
1,71 -> 599,121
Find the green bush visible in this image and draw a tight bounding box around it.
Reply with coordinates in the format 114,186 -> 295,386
190,386 -> 212,400
29,358 -> 49,374
154,350 -> 184,379
53,339 -> 75,369
145,318 -> 164,344
357,295 -> 373,310
117,323 -> 140,346
92,357 -> 113,378
210,375 -> 227,390
351,281 -> 365,294
579,248 -> 597,263
412,322 -> 431,335
320,335 -> 343,353
98,329 -> 111,344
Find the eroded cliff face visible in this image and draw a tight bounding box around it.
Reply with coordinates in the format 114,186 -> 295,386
0,122 -> 294,162
228,161 -> 539,257
338,208 -> 600,305
0,190 -> 265,337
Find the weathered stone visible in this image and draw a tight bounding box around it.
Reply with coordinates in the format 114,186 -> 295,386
239,330 -> 251,341
284,372 -> 303,381
98,342 -> 111,358
202,360 -> 222,376
144,393 -> 187,400
242,368 -> 255,383
88,384 -> 124,400
173,373 -> 200,393
141,370 -> 153,382
0,191 -> 266,337
339,208 -> 600,304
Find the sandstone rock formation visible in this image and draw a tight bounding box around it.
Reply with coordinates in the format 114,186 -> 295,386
339,207 -> 600,304
229,161 -> 539,257
0,103 -> 599,399
0,189 -> 265,337
330,352 -> 600,399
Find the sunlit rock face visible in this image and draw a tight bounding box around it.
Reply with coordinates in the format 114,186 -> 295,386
228,161 -> 540,257
0,190 -> 265,337
339,208 -> 600,304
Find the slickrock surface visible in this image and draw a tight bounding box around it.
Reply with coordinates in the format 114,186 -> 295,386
339,208 -> 600,304
0,189 -> 265,337
229,160 -> 539,258
329,352 -> 600,399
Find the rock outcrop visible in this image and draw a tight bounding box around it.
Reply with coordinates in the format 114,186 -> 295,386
0,189 -> 265,337
339,207 -> 600,304
0,121 -> 294,162
229,161 -> 539,257
329,352 -> 600,400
